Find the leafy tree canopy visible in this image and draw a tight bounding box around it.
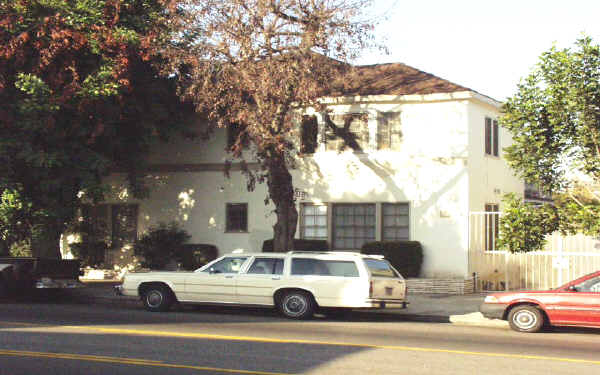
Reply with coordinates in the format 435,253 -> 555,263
500,36 -> 600,251
0,0 -> 194,257
163,0 -> 379,251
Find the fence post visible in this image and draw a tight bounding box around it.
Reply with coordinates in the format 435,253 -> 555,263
504,251 -> 509,291
557,234 -> 563,287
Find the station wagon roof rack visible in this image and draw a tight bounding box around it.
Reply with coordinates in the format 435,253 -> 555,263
286,251 -> 384,259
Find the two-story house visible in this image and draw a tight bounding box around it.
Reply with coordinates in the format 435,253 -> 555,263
78,62 -> 523,280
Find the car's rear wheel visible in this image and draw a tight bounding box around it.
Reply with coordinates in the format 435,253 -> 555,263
142,285 -> 174,312
508,305 -> 544,333
279,291 -> 315,319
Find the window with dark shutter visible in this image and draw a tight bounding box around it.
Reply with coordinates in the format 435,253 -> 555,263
492,119 -> 499,156
300,115 -> 318,154
226,203 -> 248,232
485,117 -> 492,155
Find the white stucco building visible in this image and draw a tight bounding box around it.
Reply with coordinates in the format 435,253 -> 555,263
88,63 -> 523,279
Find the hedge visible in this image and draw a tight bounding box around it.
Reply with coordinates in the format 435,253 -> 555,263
262,239 -> 329,253
179,244 -> 218,270
361,241 -> 423,278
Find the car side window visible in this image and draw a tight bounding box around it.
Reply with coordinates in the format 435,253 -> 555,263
204,257 -> 248,274
291,258 -> 359,277
576,276 -> 600,293
247,258 -> 284,275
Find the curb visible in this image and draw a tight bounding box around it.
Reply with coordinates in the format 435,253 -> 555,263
67,293 -> 507,329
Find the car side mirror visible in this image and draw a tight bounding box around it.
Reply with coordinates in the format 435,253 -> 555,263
568,285 -> 578,292
209,267 -> 219,274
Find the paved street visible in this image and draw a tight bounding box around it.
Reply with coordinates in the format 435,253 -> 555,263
1,300 -> 600,375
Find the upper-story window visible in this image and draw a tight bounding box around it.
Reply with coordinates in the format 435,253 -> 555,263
324,113 -> 369,152
378,112 -> 402,150
485,117 -> 499,157
300,115 -> 318,154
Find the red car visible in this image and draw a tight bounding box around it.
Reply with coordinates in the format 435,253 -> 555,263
480,270 -> 600,332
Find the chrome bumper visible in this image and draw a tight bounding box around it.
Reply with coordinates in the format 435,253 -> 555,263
34,278 -> 85,289
366,299 -> 408,309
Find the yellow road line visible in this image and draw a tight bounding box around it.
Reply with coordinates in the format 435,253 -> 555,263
64,326 -> 600,366
0,350 -> 289,375
4,323 -> 600,367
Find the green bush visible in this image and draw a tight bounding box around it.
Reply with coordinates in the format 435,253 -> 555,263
179,244 -> 218,270
262,239 -> 329,253
361,241 -> 423,278
133,222 -> 191,270
497,193 -> 558,253
70,241 -> 108,268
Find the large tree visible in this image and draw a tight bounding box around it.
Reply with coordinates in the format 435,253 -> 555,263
499,37 -> 600,252
0,0 -> 194,257
165,0 -> 378,251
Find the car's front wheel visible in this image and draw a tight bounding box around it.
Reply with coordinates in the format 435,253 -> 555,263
141,285 -> 174,312
279,291 -> 315,319
508,305 -> 544,333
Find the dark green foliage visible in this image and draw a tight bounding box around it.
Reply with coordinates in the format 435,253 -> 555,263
133,222 -> 191,270
499,37 -> 600,247
179,244 -> 218,270
262,239 -> 329,253
498,194 -> 559,253
69,241 -> 108,268
361,241 -> 423,278
0,0 -> 195,258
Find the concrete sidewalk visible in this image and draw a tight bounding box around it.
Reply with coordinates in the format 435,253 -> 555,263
65,281 -> 508,328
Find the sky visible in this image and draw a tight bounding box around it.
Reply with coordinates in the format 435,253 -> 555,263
357,0 -> 600,101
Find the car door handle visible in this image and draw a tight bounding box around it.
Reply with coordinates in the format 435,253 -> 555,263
225,275 -> 234,279
272,277 -> 281,280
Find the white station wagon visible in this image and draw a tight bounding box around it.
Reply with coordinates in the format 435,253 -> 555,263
117,251 -> 407,319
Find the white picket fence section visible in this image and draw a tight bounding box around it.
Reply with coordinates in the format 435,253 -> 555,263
469,212 -> 600,291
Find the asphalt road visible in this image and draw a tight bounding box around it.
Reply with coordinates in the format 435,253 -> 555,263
1,300 -> 600,375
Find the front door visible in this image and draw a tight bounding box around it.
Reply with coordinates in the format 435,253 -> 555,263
184,256 -> 249,303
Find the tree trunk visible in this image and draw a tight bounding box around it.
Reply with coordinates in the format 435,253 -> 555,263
31,223 -> 62,258
266,152 -> 298,252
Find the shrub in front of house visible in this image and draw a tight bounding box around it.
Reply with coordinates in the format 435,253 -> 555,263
262,239 -> 330,253
133,222 -> 191,270
361,241 -> 423,278
70,240 -> 108,268
179,244 -> 218,270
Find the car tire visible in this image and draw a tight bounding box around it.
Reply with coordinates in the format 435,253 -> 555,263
142,285 -> 174,312
279,291 -> 315,319
508,305 -> 544,333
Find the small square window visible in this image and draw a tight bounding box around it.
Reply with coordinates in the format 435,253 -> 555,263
226,203 -> 248,232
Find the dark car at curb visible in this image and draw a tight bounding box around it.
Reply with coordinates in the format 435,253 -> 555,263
480,270 -> 600,333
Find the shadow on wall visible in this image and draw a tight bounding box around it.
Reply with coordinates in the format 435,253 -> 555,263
295,144 -> 469,278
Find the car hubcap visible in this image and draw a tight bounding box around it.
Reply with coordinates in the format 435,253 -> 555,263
284,295 -> 307,316
146,291 -> 163,308
514,310 -> 537,330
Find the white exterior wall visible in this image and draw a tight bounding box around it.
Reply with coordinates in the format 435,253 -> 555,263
100,92 -> 522,279
466,98 -> 524,214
